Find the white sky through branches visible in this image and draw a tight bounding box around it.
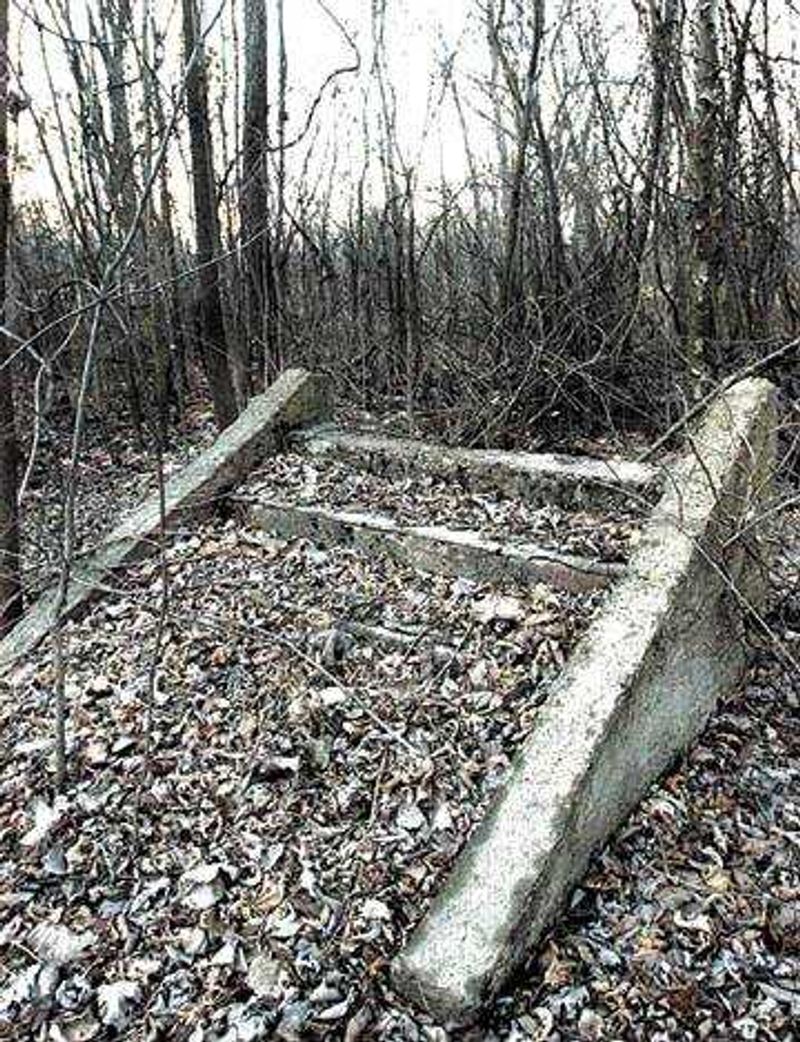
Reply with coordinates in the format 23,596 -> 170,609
8,0 -> 640,217
7,1 -> 797,223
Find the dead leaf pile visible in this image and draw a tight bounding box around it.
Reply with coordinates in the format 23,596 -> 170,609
2,415 -> 795,1041
0,486 -> 606,1039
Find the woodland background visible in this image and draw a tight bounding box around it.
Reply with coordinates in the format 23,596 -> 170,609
0,0 -> 798,635
0,6 -> 798,1039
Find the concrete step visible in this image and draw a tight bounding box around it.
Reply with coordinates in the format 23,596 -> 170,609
293,426 -> 660,511
243,498 -> 625,593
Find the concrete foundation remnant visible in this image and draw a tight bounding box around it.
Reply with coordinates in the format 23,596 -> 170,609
391,378 -> 777,1022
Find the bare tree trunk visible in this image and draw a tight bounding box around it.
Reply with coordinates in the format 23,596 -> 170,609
100,0 -> 137,233
533,101 -> 567,290
151,67 -> 188,417
182,0 -> 238,430
688,0 -> 723,382
486,0 -> 510,225
98,0 -> 148,435
265,0 -> 288,378
241,0 -> 268,392
0,0 -> 22,636
489,0 -> 546,329
632,0 -> 680,270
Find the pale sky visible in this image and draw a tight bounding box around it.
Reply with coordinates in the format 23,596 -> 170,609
9,1 -> 796,220
10,1 -> 479,206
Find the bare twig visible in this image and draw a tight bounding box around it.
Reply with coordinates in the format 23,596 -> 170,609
638,339 -> 800,463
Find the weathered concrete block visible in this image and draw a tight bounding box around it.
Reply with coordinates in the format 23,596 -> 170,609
0,369 -> 329,672
297,428 -> 660,511
247,499 -> 624,592
392,379 -> 777,1022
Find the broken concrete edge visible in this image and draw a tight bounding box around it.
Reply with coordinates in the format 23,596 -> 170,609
391,378 -> 777,1024
0,369 -> 330,675
295,427 -> 661,512
245,498 -> 624,593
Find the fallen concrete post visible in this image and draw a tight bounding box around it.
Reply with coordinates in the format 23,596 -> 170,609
392,378 -> 777,1022
296,427 -> 660,511
0,369 -> 329,672
247,499 -> 624,592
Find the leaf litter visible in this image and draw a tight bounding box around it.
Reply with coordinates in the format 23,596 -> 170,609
2,426 -> 796,1041
242,452 -> 641,563
0,462 -> 609,1039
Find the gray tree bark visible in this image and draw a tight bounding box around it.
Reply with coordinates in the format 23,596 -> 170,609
182,0 -> 239,430
241,0 -> 268,392
0,0 -> 22,636
688,0 -> 723,382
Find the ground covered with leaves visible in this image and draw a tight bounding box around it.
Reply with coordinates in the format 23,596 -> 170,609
0,414 -> 796,1042
0,433 -> 609,1040
17,401 -> 215,596
473,515 -> 799,1042
241,453 -> 639,564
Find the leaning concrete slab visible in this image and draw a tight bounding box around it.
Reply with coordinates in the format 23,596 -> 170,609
0,369 -> 329,673
296,427 -> 660,511
392,378 -> 776,1023
246,499 -> 624,592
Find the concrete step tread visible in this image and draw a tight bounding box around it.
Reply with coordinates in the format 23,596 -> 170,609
241,449 -> 639,565
293,425 -> 660,511
242,496 -> 625,593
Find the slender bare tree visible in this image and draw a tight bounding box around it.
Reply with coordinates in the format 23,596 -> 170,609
241,0 -> 268,391
688,0 -> 723,382
488,0 -> 547,327
182,0 -> 238,430
0,0 -> 22,636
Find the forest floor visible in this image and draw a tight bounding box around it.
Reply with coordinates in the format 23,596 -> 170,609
17,398 -> 217,597
0,402 -> 797,1042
